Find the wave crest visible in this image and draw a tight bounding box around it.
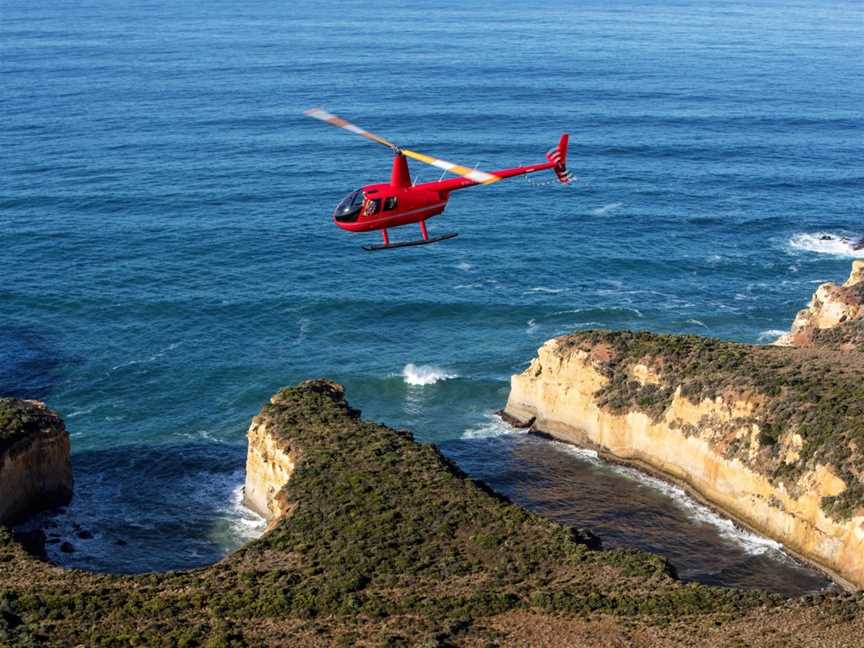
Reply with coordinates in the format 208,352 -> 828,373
789,232 -> 864,258
401,363 -> 458,386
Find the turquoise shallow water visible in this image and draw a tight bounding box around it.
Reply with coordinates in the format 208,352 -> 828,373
2,0 -> 862,593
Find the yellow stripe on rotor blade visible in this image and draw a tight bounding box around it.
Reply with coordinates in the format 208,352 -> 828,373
401,149 -> 501,185
304,108 -> 397,149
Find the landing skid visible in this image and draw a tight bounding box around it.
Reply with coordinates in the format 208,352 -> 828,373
362,232 -> 458,252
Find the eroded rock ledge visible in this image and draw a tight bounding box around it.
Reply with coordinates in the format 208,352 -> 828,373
0,399 -> 72,525
504,261 -> 864,591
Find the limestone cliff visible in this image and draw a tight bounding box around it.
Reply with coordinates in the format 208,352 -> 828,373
504,262 -> 864,590
0,399 -> 73,525
776,260 -> 864,347
243,389 -> 304,523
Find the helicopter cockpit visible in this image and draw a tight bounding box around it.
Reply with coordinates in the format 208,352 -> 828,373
333,190 -> 364,222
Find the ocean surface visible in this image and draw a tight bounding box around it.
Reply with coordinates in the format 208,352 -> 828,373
2,0 -> 862,595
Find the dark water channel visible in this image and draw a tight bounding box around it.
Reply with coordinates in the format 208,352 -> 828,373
442,425 -> 832,597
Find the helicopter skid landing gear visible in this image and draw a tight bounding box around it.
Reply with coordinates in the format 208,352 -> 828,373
362,228 -> 458,252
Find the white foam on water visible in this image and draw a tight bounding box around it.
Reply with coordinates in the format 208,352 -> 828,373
109,341 -> 183,372
554,321 -> 603,333
544,438 -> 786,557
454,278 -> 500,290
551,309 -> 584,316
526,286 -> 567,294
548,440 -> 601,464
456,261 -> 473,271
177,429 -> 227,444
591,202 -> 623,216
758,329 -> 788,343
461,414 -> 525,440
686,319 -> 708,329
611,464 -> 784,557
401,363 -> 458,386
789,232 -> 864,258
226,483 -> 266,542
526,318 -> 539,334
67,407 -> 94,418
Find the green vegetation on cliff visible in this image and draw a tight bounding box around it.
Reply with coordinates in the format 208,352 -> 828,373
562,330 -> 864,520
1,382 -> 862,646
0,399 -> 68,458
0,381 -> 824,647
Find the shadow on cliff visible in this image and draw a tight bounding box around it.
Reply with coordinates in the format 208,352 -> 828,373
0,325 -> 73,400
16,440 -> 263,575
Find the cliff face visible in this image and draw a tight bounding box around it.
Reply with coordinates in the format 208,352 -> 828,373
776,260 -> 864,347
504,262 -> 864,591
0,399 -> 73,525
243,393 -> 300,523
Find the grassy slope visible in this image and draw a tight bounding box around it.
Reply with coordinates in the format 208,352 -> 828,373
561,330 -> 864,520
0,381 -> 861,647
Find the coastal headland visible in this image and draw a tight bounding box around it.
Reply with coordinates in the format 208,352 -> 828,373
504,261 -> 864,591
0,264 -> 862,645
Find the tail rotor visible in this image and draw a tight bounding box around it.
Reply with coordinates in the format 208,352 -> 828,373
546,134 -> 574,184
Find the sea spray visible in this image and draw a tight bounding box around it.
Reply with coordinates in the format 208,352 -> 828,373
401,363 -> 458,386
790,233 -> 864,258
461,413 -> 525,440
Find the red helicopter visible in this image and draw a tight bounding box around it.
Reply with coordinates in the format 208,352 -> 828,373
305,108 -> 574,251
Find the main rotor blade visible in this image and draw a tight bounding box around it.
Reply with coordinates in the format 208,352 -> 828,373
305,108 -> 501,185
400,149 -> 501,185
304,108 -> 398,151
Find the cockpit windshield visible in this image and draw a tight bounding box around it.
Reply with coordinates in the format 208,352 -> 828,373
333,190 -> 364,222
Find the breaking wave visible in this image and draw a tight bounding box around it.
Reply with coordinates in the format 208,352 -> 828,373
461,414 -> 524,440
758,329 -> 788,343
789,232 -> 864,258
402,363 -> 458,386
227,483 -> 267,543
612,465 -> 785,557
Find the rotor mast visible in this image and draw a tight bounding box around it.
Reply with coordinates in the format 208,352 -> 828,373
390,152 -> 412,188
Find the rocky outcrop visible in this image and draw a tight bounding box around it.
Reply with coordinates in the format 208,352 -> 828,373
0,399 -> 72,525
243,391 -> 303,523
776,260 -> 864,347
504,262 -> 864,591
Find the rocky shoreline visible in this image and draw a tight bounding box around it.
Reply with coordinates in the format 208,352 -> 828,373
1,264 -> 862,645
503,261 -> 864,591
1,384 -> 863,644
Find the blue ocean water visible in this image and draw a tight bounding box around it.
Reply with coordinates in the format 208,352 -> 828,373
2,0 -> 862,593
